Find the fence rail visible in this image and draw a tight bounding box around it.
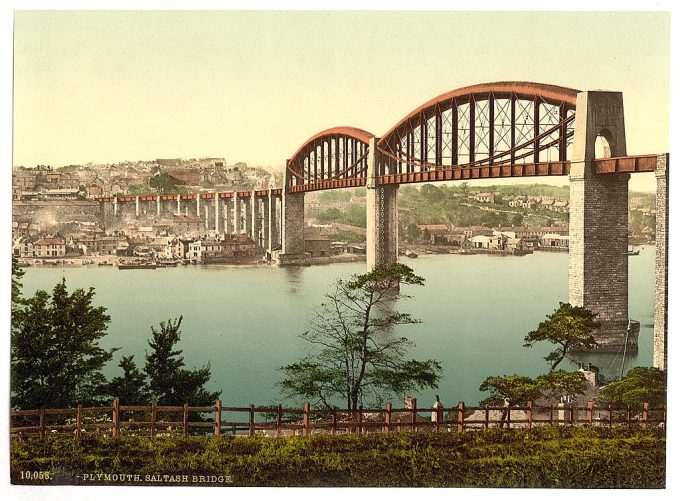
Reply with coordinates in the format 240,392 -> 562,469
10,398 -> 665,440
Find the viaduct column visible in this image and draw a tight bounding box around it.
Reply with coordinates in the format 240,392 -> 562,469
156,195 -> 161,217
196,194 -> 201,217
224,195 -> 233,235
263,192 -> 271,252
250,192 -> 257,242
214,192 -> 220,233
233,193 -> 242,233
135,196 -> 140,217
568,91 -> 636,352
177,194 -> 181,215
654,154 -> 669,370
244,195 -> 253,238
366,137 -> 399,271
113,197 -> 118,217
278,160 -> 308,265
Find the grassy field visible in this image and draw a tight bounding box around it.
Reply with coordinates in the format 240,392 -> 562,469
11,426 -> 664,487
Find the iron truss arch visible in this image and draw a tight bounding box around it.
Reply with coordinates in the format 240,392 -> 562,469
287,127 -> 375,193
376,82 -> 579,182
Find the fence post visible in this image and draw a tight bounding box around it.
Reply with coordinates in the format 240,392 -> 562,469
276,405 -> 282,437
396,418 -> 401,433
608,405 -> 613,428
626,405 -> 631,427
249,404 -> 255,437
411,398 -> 417,432
384,403 -> 392,434
507,404 -> 512,428
76,404 -> 82,439
570,404 -> 575,425
526,401 -> 533,429
183,403 -> 189,437
435,405 -> 442,433
39,408 -> 45,440
586,401 -> 593,425
302,402 -> 310,437
358,406 -> 363,435
457,401 -> 465,433
332,409 -> 337,436
214,399 -> 222,436
484,405 -> 489,429
642,402 -> 649,429
150,402 -> 157,438
549,404 -> 553,426
112,398 -> 120,438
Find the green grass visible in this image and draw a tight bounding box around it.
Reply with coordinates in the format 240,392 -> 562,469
11,426 -> 665,487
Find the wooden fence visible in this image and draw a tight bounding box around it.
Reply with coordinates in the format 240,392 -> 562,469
10,398 -> 666,440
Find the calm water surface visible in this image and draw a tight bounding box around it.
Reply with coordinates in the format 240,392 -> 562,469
21,245 -> 655,407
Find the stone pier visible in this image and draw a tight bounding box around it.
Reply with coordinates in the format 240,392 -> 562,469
278,160 -> 308,265
250,192 -> 258,242
366,137 -> 398,271
654,154 -> 669,370
568,91 -> 637,351
233,194 -> 242,234
214,192 -> 220,233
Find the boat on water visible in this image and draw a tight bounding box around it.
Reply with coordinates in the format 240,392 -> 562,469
118,263 -> 157,270
157,259 -> 180,267
118,259 -> 157,270
627,247 -> 640,256
404,249 -> 419,258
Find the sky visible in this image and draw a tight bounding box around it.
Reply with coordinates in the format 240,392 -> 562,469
12,10 -> 670,191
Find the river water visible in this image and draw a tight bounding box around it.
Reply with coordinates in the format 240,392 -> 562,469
20,245 -> 655,408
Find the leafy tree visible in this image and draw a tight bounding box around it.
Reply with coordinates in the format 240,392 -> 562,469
479,371 -> 587,407
11,279 -> 116,409
524,302 -> 599,371
11,256 -> 25,315
535,370 -> 587,402
102,355 -> 150,405
511,213 -> 524,226
596,367 -> 666,410
278,264 -> 442,411
478,375 -> 542,407
144,316 -> 220,406
405,223 -> 420,243
149,172 -> 181,195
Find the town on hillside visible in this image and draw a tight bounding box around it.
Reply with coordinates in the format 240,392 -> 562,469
12,162 -> 657,267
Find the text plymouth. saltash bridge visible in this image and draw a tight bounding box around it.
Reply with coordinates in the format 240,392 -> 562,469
97,82 -> 668,368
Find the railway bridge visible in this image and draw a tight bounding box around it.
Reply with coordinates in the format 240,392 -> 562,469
97,82 -> 668,365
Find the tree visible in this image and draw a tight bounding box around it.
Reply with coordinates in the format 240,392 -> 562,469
524,302 -> 599,371
11,256 -> 25,318
405,223 -> 420,243
102,355 -> 150,405
535,370 -> 587,402
596,367 -> 666,410
278,264 -> 442,411
144,316 -> 221,406
479,371 -> 587,407
478,375 -> 542,407
511,213 -> 524,226
149,172 -> 181,195
11,279 -> 116,409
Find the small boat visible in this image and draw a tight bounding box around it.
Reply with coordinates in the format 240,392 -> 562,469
627,247 -> 640,256
98,260 -> 114,266
118,262 -> 157,270
157,259 -> 180,268
404,249 -> 419,258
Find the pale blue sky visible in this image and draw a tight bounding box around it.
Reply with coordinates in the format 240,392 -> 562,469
13,10 -> 670,191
